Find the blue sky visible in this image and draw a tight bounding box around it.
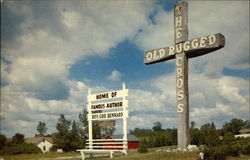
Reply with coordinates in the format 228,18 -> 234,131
69,40 -> 174,88
1,0 -> 249,138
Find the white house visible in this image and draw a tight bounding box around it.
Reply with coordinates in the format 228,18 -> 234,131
234,128 -> 250,138
25,136 -> 53,153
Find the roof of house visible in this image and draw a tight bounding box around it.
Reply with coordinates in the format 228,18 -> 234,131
25,137 -> 53,145
107,135 -> 139,142
239,128 -> 250,134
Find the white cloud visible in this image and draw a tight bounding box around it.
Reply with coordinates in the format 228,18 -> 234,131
1,1 -> 156,137
217,80 -> 247,105
1,0 -> 155,100
106,70 -> 122,82
133,72 -> 249,128
0,80 -> 88,137
133,7 -> 173,51
0,60 -> 10,84
2,73 -> 248,137
188,1 -> 249,77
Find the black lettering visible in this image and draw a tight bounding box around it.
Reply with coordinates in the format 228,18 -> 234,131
106,102 -> 123,109
96,93 -> 109,100
91,104 -> 105,109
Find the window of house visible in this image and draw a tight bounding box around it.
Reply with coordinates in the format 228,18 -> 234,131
43,146 -> 46,151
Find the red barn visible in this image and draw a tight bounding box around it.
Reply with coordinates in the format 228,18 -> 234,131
105,134 -> 139,149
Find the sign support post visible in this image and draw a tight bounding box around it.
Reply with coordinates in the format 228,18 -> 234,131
122,83 -> 128,153
88,89 -> 93,150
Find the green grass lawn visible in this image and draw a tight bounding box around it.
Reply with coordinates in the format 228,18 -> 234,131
0,152 -> 80,160
1,147 -> 250,160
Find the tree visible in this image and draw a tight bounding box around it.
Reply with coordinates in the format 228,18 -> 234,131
37,121 -> 47,136
243,120 -> 250,128
137,138 -> 148,153
101,126 -> 115,137
79,108 -> 88,133
171,128 -> 177,145
12,133 -> 25,144
129,128 -> 152,137
78,108 -> 88,144
0,134 -> 7,150
53,114 -> 71,152
190,121 -> 203,145
222,118 -> 245,135
190,121 -> 196,129
190,128 -> 202,145
92,122 -> 101,139
200,122 -> 220,146
70,120 -> 84,150
152,122 -> 162,131
79,108 -> 101,139
222,132 -> 234,144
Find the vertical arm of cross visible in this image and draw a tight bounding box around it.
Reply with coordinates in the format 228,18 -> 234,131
174,1 -> 190,149
88,88 -> 93,149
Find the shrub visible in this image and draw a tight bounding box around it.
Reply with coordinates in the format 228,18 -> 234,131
241,142 -> 250,155
222,132 -> 234,144
12,133 -> 25,144
0,143 -> 41,155
50,145 -> 58,152
211,146 -> 227,160
137,143 -> 148,153
227,143 -> 241,157
203,145 -> 212,159
0,134 -> 7,150
203,145 -> 232,160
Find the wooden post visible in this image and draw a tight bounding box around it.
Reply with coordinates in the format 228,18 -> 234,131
122,82 -> 128,155
175,53 -> 190,148
87,89 -> 93,150
174,1 -> 190,149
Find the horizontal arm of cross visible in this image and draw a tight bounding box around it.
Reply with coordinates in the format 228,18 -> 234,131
144,33 -> 225,64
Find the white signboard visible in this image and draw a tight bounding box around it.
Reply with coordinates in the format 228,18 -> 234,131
91,111 -> 128,120
87,89 -> 128,102
88,100 -> 128,111
86,83 -> 129,154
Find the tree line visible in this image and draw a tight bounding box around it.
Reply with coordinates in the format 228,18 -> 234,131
1,108 -> 249,155
131,119 -> 250,159
0,133 -> 41,154
0,108 -> 115,153
130,118 -> 250,148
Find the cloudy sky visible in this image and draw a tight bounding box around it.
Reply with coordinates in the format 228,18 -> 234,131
1,0 -> 249,138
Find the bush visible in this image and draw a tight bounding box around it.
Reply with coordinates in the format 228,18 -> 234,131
241,142 -> 250,155
222,132 -> 234,144
0,143 -> 41,155
203,145 -> 227,160
137,143 -> 148,153
49,145 -> 58,152
203,145 -> 212,159
12,133 -> 25,144
212,146 -> 227,160
203,144 -> 238,160
227,143 -> 241,157
0,134 -> 7,150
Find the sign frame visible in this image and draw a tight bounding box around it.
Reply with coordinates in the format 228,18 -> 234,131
86,83 -> 129,154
